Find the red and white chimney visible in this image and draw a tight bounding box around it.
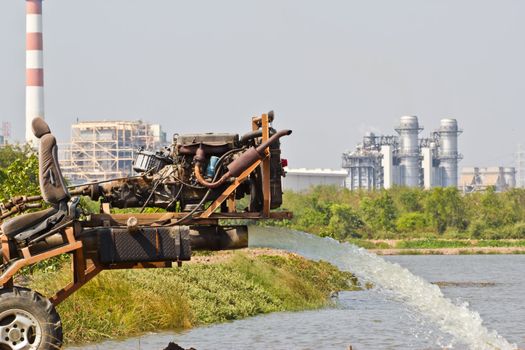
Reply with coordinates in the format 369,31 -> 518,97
25,0 -> 44,144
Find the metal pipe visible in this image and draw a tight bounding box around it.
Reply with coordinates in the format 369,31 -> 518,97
189,226 -> 248,251
194,129 -> 292,188
30,225 -> 249,257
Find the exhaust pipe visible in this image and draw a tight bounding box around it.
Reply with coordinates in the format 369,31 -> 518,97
194,129 -> 292,188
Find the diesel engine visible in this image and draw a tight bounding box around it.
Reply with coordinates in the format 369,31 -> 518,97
84,112 -> 291,213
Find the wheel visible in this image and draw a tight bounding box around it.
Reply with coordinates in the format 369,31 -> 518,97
0,287 -> 62,350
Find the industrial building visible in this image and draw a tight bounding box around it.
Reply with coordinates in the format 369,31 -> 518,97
282,168 -> 348,192
342,116 -> 462,190
460,167 -> 516,193
59,120 -> 167,184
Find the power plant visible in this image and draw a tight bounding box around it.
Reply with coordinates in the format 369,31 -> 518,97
342,116 -> 462,190
25,0 -> 45,145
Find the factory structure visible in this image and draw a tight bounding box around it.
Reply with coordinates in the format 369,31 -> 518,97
342,116 -> 462,190
59,120 -> 167,184
282,168 -> 348,192
459,167 -> 516,193
0,122 -> 10,146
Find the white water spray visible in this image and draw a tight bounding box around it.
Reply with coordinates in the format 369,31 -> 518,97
249,227 -> 516,350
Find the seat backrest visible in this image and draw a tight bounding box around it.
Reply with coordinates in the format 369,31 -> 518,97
32,117 -> 70,205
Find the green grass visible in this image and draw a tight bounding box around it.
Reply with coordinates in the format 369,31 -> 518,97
28,252 -> 358,345
395,249 -> 444,255
475,240 -> 525,247
346,239 -> 391,249
395,239 -> 471,249
394,239 -> 525,249
346,238 -> 525,252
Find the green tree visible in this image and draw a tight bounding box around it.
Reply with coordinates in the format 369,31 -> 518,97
0,144 -> 40,202
424,187 -> 467,234
360,191 -> 398,232
296,206 -> 330,233
323,203 -> 364,239
396,212 -> 427,232
0,144 -> 34,169
397,188 -> 423,212
478,187 -> 518,228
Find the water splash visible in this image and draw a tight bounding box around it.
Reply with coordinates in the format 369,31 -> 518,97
249,227 -> 516,350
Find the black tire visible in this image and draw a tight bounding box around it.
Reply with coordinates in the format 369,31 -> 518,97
0,287 -> 62,350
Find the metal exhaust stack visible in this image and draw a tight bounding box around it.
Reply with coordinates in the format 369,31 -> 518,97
395,116 -> 422,187
438,118 -> 462,187
26,0 -> 45,145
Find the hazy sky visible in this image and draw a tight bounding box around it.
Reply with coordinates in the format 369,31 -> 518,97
1,0 -> 524,169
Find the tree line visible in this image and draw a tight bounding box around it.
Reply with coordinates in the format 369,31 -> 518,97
270,185 -> 525,240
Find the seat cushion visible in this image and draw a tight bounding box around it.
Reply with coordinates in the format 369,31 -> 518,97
1,207 -> 58,238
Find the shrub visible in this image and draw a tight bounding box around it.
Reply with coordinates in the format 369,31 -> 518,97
360,191 -> 398,232
322,204 -> 365,239
396,212 -> 427,232
469,219 -> 487,239
512,222 -> 525,239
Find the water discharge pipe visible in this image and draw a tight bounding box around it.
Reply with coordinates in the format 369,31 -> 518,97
194,129 -> 292,189
29,225 -> 249,256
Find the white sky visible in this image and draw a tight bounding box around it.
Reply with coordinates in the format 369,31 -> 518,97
0,0 -> 524,168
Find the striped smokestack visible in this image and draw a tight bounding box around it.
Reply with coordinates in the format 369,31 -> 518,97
26,0 -> 44,144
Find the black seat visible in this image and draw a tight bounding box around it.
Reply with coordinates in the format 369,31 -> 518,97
1,207 -> 58,238
0,117 -> 71,242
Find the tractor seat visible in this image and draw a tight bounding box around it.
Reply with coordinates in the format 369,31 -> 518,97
1,117 -> 71,242
1,207 -> 59,239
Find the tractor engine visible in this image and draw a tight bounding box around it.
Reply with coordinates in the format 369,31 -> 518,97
85,120 -> 289,213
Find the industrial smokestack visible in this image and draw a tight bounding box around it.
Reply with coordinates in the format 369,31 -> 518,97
438,118 -> 462,187
395,115 -> 422,187
25,0 -> 45,145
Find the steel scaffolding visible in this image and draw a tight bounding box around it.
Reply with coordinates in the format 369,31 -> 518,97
59,120 -> 166,185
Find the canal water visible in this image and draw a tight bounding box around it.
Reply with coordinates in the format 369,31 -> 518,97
68,229 -> 523,350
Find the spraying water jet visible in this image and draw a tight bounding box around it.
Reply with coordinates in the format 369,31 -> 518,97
249,226 -> 517,350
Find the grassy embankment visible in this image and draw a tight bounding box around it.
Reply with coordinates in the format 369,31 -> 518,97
27,250 -> 358,345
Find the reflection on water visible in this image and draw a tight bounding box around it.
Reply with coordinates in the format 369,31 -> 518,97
68,228 -> 523,350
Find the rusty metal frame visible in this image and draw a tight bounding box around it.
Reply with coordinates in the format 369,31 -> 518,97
0,113 -> 290,306
197,112 -> 273,218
